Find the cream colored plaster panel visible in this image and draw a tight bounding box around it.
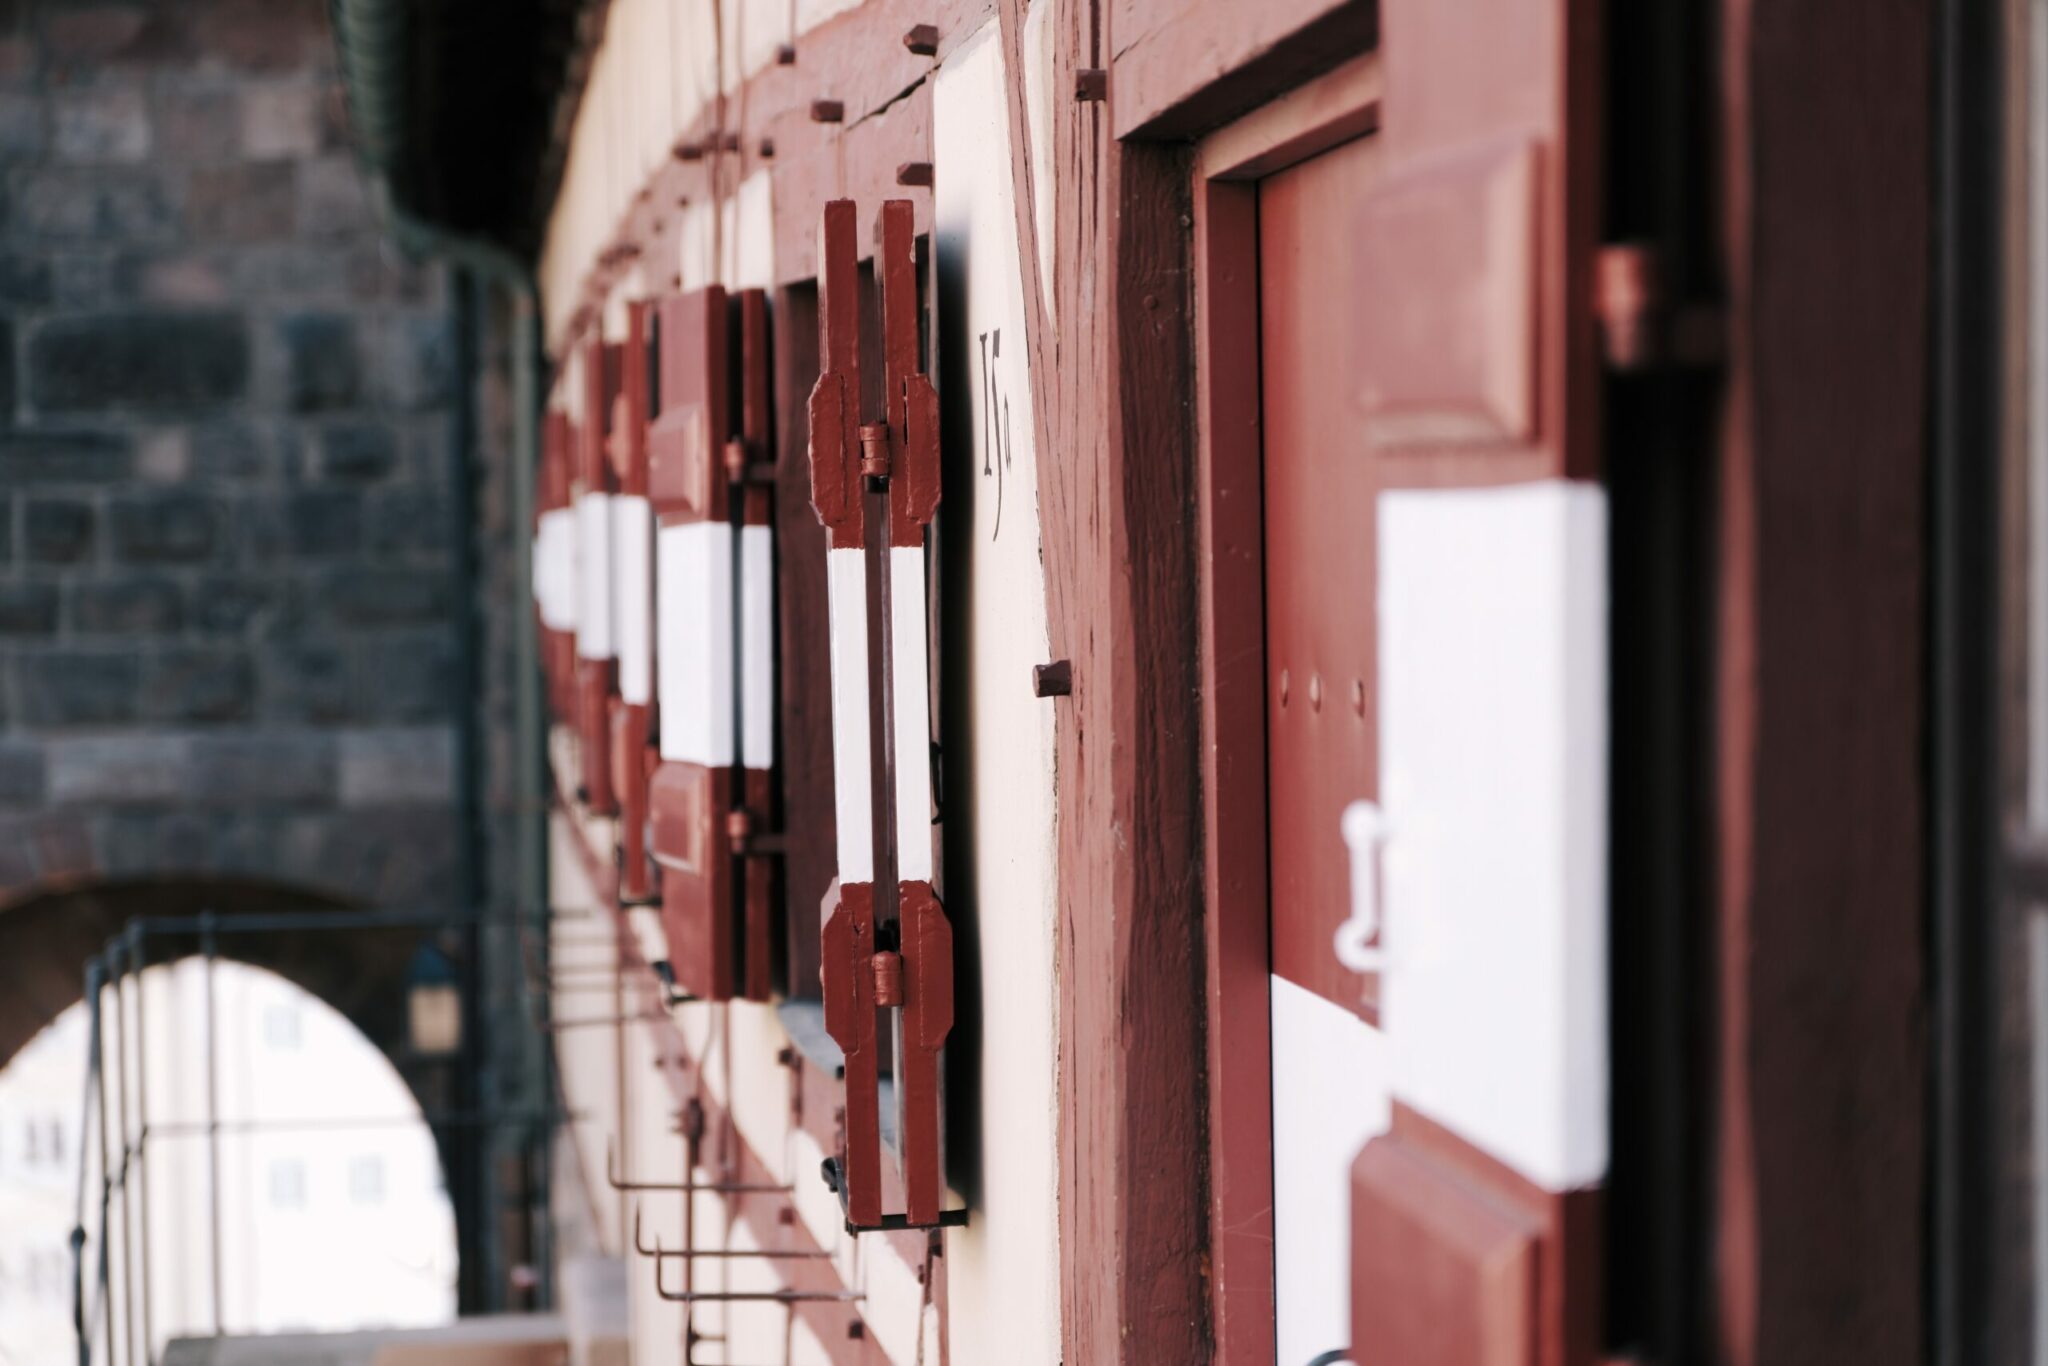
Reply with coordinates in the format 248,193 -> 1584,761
1023,0 -> 1056,325
677,199 -> 718,295
794,0 -> 865,37
931,22 -> 1063,1366
622,1015 -> 689,1365
559,344 -> 584,423
726,169 -> 776,291
723,1000 -> 795,1182
787,1125 -> 858,1285
624,903 -> 668,982
549,808 -> 625,1256
859,1234 -> 936,1366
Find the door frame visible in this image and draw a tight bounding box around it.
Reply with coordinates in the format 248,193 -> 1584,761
1191,52 -> 1385,1366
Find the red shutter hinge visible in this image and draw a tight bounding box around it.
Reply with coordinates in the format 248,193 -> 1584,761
1594,242 -> 1724,373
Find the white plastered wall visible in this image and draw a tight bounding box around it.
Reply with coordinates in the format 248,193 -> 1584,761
540,0 -> 789,344
930,23 -> 1063,1366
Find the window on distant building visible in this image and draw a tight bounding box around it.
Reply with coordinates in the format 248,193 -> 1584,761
269,1159 -> 307,1210
264,1004 -> 303,1049
349,1154 -> 385,1205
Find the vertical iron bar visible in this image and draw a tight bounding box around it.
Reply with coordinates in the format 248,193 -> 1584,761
75,957 -> 104,1366
127,921 -> 155,1366
201,911 -> 223,1336
93,955 -> 123,1366
507,263 -> 553,1317
448,264 -> 492,1314
1930,0 -> 2004,1358
612,937 -> 629,1250
111,939 -> 141,1366
683,1124 -> 698,1362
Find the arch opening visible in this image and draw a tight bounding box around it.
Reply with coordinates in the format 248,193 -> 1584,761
0,960 -> 460,1364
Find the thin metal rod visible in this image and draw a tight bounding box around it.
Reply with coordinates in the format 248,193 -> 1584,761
128,923 -> 155,1366
132,909 -> 516,936
633,1204 -> 830,1259
613,939 -> 630,1255
681,1109 -> 698,1350
143,1109 -> 578,1138
93,958 -> 123,1366
74,956 -> 102,1366
606,1138 -> 788,1194
654,1253 -> 861,1305
111,940 -> 141,1366
202,911 -> 223,1336
541,1014 -> 669,1031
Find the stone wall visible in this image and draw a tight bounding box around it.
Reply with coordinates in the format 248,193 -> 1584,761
0,0 -> 475,912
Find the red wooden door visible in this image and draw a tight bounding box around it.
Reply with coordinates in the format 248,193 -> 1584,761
1264,133 -> 1383,1020
1258,130 -> 1397,1366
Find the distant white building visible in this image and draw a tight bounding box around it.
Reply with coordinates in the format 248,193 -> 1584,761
0,960 -> 458,1365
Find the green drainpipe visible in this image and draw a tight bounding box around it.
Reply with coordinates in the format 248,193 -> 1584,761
332,0 -> 557,1310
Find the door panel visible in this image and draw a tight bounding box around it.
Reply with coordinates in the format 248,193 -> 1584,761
1259,129 -> 1397,1359
1261,132 -> 1385,1019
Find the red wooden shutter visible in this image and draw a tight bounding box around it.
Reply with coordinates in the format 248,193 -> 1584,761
535,409 -> 577,729
610,302 -> 657,903
807,199 -> 954,1232
575,339 -> 623,815
649,287 -> 736,999
646,287 -> 779,1002
733,290 -> 779,1001
1346,0 -> 1605,1363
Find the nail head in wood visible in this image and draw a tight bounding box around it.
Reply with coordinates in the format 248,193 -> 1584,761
777,42 -> 797,64
673,140 -> 704,161
719,130 -> 741,151
810,99 -> 845,124
759,137 -> 776,159
896,161 -> 934,187
1033,660 -> 1073,698
1075,68 -> 1107,102
904,23 -> 940,55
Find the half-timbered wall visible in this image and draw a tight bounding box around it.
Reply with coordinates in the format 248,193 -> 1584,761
536,2 -> 1067,1362
525,0 -> 1934,1362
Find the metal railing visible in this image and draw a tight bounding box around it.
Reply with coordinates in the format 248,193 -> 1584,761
66,907 -> 567,1366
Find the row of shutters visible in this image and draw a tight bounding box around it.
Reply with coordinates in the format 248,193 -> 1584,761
529,202 -> 951,1232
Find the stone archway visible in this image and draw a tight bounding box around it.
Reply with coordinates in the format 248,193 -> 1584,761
0,875 -> 484,1313
0,877 -> 438,1079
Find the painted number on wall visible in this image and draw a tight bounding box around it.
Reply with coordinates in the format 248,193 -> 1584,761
977,326 -> 1015,539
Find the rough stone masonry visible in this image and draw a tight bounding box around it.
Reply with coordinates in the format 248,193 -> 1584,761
0,0 -> 485,910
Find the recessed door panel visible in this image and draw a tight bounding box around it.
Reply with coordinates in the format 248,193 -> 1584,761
1258,130 -> 1396,1359
1261,132 -> 1383,1018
